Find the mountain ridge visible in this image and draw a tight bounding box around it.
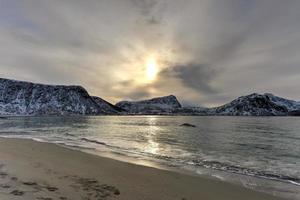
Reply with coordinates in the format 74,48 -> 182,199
0,78 -> 121,116
116,95 -> 182,114
0,78 -> 299,116
211,93 -> 300,116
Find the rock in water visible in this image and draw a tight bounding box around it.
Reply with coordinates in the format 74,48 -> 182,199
180,123 -> 196,127
0,78 -> 120,116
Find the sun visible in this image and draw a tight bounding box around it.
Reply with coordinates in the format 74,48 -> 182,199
146,56 -> 158,81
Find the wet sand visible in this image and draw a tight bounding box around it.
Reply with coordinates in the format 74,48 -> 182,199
0,138 -> 285,200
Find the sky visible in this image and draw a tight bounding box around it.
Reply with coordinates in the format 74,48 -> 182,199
0,0 -> 300,107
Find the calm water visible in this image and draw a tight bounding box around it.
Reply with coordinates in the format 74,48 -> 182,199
0,116 -> 300,198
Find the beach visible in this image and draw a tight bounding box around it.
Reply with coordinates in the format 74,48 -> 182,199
0,138 -> 285,200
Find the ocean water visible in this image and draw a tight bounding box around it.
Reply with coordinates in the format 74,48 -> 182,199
0,116 -> 299,199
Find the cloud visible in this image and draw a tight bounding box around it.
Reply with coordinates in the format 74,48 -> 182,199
130,0 -> 165,25
0,0 -> 300,106
160,63 -> 218,94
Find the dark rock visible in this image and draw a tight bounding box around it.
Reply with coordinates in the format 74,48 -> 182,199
288,110 -> 300,116
180,123 -> 196,127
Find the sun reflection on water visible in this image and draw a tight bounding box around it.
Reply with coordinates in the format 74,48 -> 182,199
144,117 -> 160,155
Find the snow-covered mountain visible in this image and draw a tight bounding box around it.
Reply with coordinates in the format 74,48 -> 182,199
211,93 -> 300,116
172,106 -> 209,115
264,93 -> 300,111
0,78 -> 120,116
115,95 -> 182,114
115,93 -> 300,116
1,78 -> 299,116
92,96 -> 125,114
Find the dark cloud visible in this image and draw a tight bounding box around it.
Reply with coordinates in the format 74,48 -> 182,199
130,0 -> 166,26
130,0 -> 158,16
160,63 -> 217,94
109,83 -> 154,102
125,90 -> 152,101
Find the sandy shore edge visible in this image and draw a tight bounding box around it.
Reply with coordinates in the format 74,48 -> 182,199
0,138 -> 285,200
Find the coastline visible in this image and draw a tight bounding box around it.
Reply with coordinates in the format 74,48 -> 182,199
0,138 -> 285,200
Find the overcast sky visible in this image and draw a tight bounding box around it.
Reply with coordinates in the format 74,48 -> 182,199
0,0 -> 300,107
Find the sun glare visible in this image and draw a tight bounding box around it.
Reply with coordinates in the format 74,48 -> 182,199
146,56 -> 158,81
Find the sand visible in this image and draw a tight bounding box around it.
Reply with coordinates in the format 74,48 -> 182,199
0,138 -> 285,200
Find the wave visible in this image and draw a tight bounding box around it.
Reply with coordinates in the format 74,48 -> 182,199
67,136 -> 300,186
77,138 -> 300,186
1,134 -> 299,187
190,159 -> 300,186
81,137 -> 107,145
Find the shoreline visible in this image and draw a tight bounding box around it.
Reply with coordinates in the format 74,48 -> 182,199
0,138 -> 286,200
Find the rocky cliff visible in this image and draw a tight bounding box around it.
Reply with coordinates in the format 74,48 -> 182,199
0,78 -> 119,116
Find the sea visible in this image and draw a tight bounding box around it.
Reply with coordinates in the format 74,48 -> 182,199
0,116 -> 299,199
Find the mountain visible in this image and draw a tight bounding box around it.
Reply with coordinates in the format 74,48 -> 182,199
115,95 -> 182,114
116,93 -> 300,116
172,106 -> 209,116
1,77 -> 299,116
211,93 -> 300,116
0,78 -> 120,116
264,93 -> 300,111
92,96 -> 125,114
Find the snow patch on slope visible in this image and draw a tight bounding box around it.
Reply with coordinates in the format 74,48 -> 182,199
116,95 -> 182,114
0,78 -> 118,116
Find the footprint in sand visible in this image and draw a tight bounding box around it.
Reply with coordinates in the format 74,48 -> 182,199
44,186 -> 59,192
36,197 -> 53,200
70,176 -> 120,199
10,190 -> 25,196
0,172 -> 8,178
0,184 -> 11,189
22,181 -> 38,186
1,163 -> 120,200
0,167 -> 62,199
